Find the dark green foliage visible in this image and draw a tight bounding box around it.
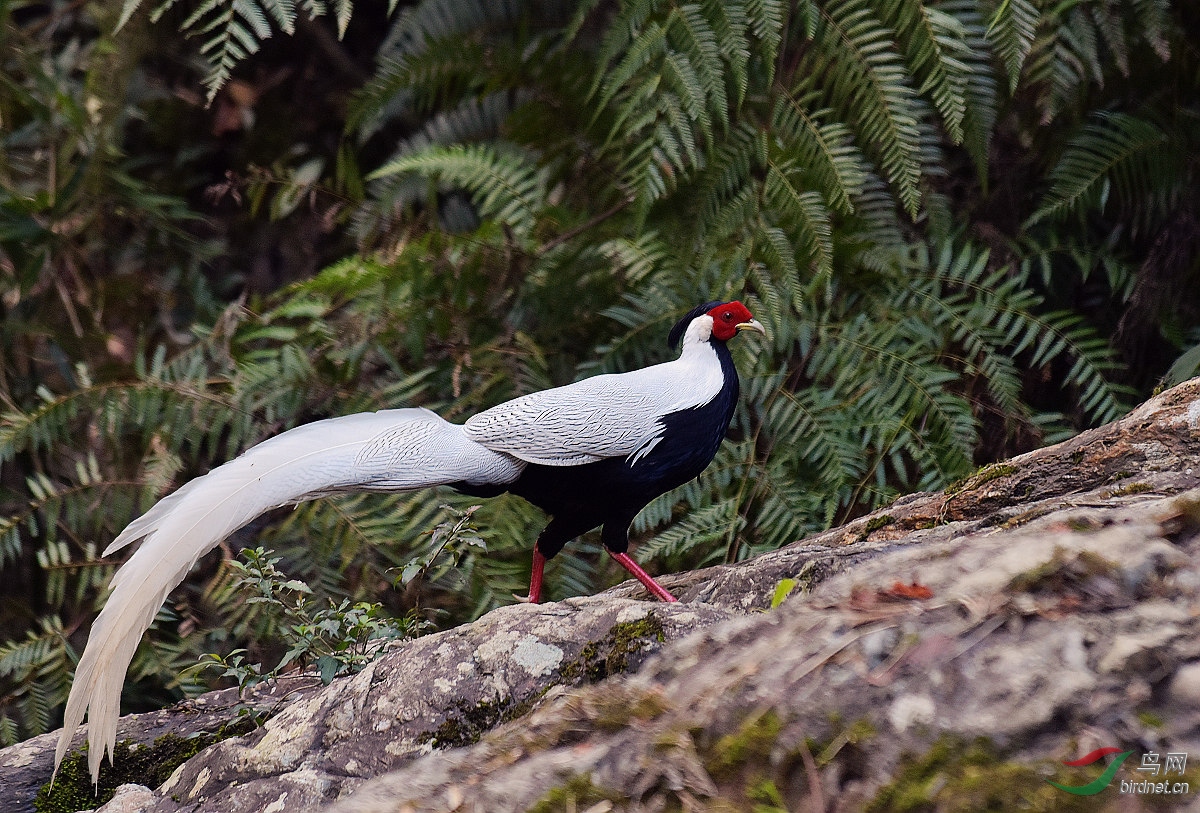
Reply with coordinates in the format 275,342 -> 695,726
114,0 -> 357,102
2,0 -> 1198,751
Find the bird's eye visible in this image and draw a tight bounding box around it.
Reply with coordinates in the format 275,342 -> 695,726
723,311 -> 735,321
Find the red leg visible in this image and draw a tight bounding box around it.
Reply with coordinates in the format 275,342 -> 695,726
516,547 -> 547,603
609,551 -> 678,602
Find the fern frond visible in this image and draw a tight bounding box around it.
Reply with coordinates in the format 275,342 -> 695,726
1131,0 -> 1172,61
377,0 -> 517,57
671,6 -> 724,119
1165,341 -> 1200,388
593,21 -> 669,114
762,162 -> 834,280
984,0 -> 1038,93
596,234 -> 671,285
1024,310 -> 1129,425
119,0 -> 362,101
330,0 -> 352,37
0,617 -> 73,739
1047,8 -> 1103,115
634,499 -> 742,566
942,0 -> 999,170
688,121 -> 766,240
368,143 -> 550,239
800,0 -> 924,217
770,97 -> 867,215
185,0 -> 275,103
744,0 -> 784,85
1023,0 -> 1171,123
1028,112 -> 1171,226
701,0 -> 750,108
878,0 -> 971,143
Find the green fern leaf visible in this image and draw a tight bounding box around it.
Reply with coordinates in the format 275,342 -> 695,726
1029,112 -> 1169,226
984,0 -> 1038,93
763,163 -> 834,280
801,0 -> 924,217
368,143 -> 550,239
879,0 -> 971,143
770,96 -> 867,215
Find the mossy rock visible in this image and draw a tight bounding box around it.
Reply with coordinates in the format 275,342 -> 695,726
945,463 -> 1017,497
35,715 -> 259,813
558,613 -> 667,684
868,736 -> 1098,813
418,613 -> 670,752
702,711 -> 784,783
527,773 -> 627,813
420,693 -> 539,749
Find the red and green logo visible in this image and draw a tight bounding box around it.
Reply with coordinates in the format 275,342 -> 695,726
1049,747 -> 1134,795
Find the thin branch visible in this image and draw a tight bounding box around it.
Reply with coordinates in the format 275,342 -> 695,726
537,197 -> 634,256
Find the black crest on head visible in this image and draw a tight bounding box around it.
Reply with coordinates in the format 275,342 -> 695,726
668,301 -> 726,349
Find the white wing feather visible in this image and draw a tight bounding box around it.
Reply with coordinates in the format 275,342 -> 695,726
56,408 -> 522,784
465,339 -> 724,466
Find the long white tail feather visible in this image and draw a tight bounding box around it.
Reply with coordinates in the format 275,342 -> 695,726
54,408 -> 522,784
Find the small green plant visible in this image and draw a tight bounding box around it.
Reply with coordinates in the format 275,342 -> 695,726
194,547 -> 431,690
394,504 -> 488,589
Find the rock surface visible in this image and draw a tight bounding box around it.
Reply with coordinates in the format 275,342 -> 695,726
5,378 -> 1200,812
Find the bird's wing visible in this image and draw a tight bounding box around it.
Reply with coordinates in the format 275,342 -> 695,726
464,355 -> 725,466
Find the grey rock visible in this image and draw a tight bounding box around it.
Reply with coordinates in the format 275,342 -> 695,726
6,378 -> 1200,812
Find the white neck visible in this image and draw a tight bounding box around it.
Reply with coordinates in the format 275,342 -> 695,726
679,314 -> 715,356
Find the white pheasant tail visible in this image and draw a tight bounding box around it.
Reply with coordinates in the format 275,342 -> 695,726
54,408 -> 523,784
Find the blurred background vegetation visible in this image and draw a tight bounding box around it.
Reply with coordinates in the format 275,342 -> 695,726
1,0 -> 1197,745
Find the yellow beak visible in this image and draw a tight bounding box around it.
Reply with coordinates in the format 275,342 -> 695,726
735,319 -> 767,337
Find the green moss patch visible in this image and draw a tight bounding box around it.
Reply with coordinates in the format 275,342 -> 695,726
558,613 -> 667,684
36,715 -> 259,813
1104,481 -> 1151,498
855,514 -> 895,543
527,773 -> 627,813
420,693 -> 539,749
1006,546 -> 1119,596
945,463 -> 1017,497
702,711 -> 784,783
748,776 -> 789,812
999,506 -> 1058,529
813,715 -> 877,767
792,558 -> 831,594
867,736 -> 1095,813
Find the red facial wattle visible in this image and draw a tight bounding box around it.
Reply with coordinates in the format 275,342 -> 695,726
706,300 -> 758,341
